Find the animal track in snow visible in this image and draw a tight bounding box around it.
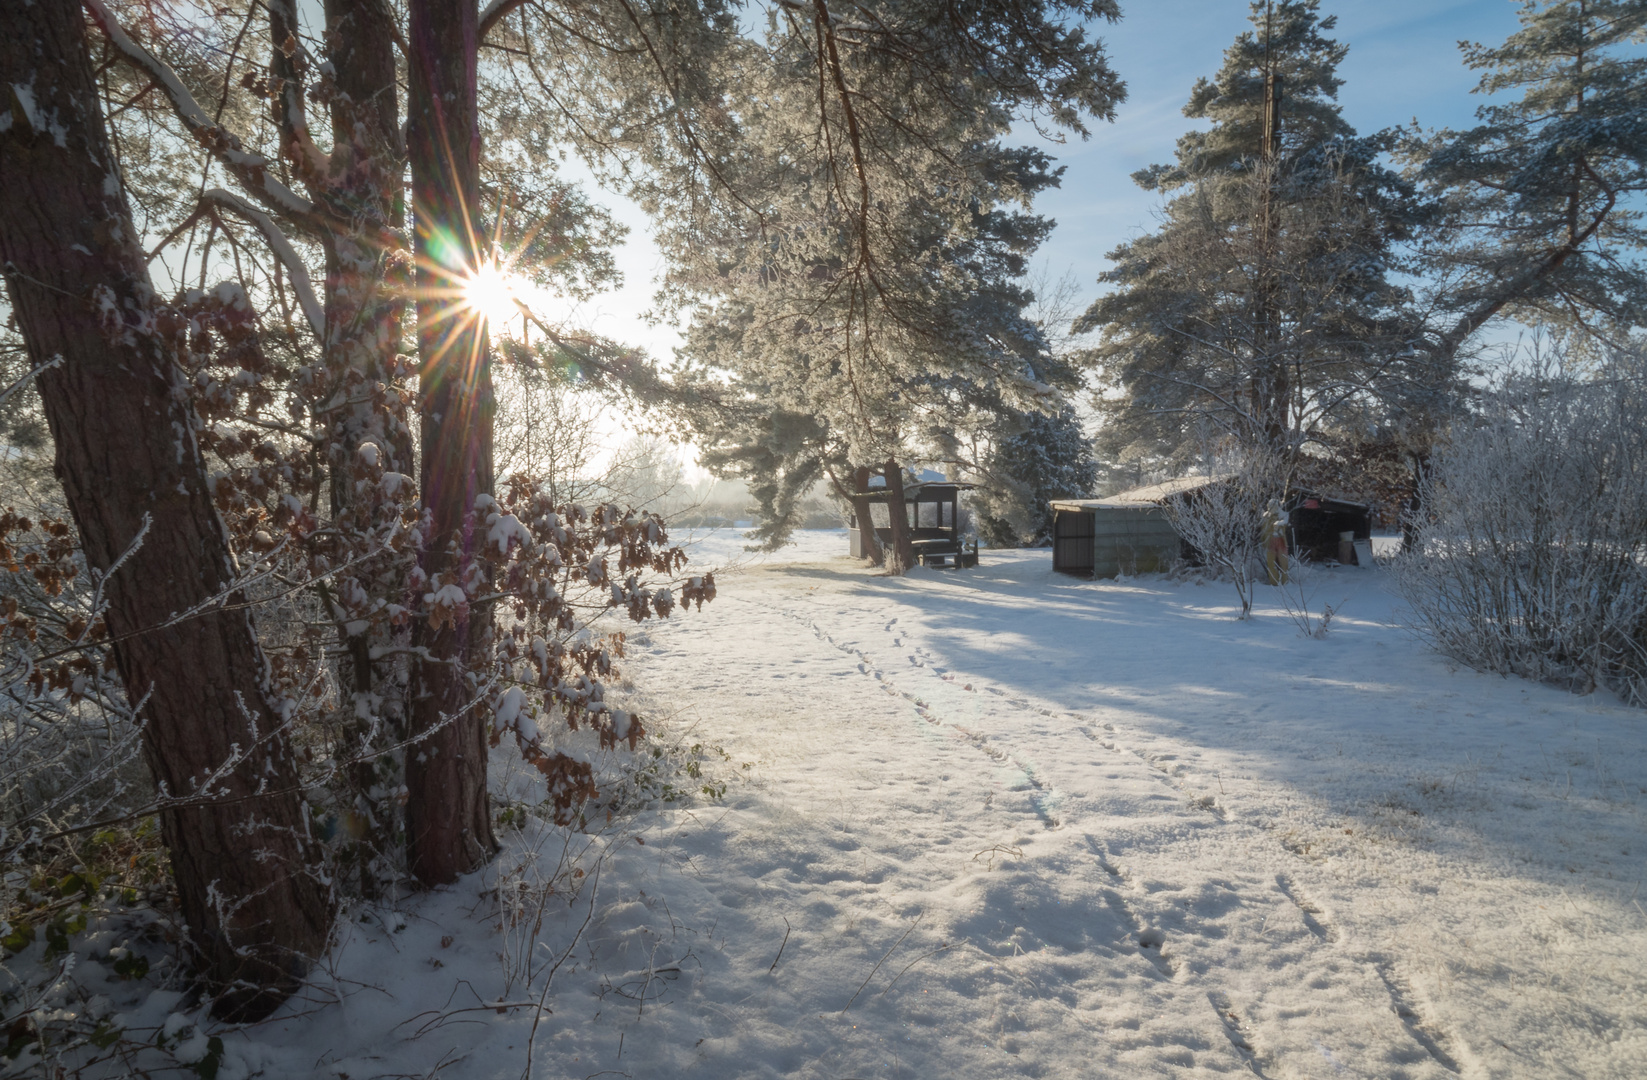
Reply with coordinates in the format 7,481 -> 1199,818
1207,990 -> 1271,1077
780,608 -> 1063,829
1079,836 -> 1179,978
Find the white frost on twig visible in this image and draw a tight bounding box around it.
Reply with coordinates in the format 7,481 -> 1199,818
82,0 -> 318,224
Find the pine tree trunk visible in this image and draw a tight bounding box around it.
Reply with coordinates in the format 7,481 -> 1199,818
405,0 -> 499,885
883,462 -> 916,574
319,0 -> 415,893
849,466 -> 883,565
0,1 -> 331,1020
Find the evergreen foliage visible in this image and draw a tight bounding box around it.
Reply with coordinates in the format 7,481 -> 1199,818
1074,1 -> 1426,468
972,403 -> 1098,547
1134,0 -> 1352,192
654,34 -> 1120,551
1409,0 -> 1647,349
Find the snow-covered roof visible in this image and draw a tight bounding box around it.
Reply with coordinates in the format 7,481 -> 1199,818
856,480 -> 977,500
1051,474 -> 1231,511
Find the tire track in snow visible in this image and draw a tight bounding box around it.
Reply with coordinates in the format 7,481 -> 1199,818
780,603 -> 1244,1049
893,628 -> 1235,824
1273,874 -> 1470,1075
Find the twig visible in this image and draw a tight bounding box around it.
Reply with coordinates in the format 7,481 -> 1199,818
840,910 -> 922,1013
971,844 -> 1023,872
0,355 -> 62,409
877,941 -> 958,998
522,861 -> 602,1080
769,916 -> 792,973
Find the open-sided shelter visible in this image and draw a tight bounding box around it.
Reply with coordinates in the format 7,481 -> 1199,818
849,481 -> 978,568
1282,493 -> 1373,564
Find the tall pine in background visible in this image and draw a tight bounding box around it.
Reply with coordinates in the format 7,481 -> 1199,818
1074,0 -> 1422,471
1411,0 -> 1647,353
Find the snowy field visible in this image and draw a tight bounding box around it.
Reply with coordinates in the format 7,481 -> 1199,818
63,530 -> 1647,1078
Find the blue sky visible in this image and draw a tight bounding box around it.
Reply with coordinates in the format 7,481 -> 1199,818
1027,0 -> 1526,318
571,1 -> 1531,358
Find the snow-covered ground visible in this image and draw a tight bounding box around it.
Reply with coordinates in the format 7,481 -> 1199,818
44,530 -> 1647,1078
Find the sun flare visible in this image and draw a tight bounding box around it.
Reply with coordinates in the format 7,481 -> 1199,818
462,261 -> 522,330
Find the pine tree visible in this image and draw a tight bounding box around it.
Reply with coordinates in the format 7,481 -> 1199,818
669,142 -> 1091,560
640,0 -> 1124,567
973,404 -> 1098,547
0,0 -> 715,1015
0,0 -> 332,1019
1133,0 -> 1353,193
1074,0 -> 1422,463
1411,0 -> 1647,350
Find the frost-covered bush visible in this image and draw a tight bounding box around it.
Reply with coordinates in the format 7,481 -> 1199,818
1394,351 -> 1647,705
1162,452 -> 1287,619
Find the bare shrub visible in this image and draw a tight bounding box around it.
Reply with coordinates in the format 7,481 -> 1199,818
1162,453 -> 1288,618
1392,348 -> 1647,704
1274,563 -> 1348,638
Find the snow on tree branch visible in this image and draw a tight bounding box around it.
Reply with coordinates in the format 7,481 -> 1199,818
479,0 -> 531,40
81,0 -> 320,228
201,188 -> 324,340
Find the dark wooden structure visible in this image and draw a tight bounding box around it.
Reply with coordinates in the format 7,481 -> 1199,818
1052,477 -> 1375,576
1283,493 -> 1373,564
849,481 -> 978,568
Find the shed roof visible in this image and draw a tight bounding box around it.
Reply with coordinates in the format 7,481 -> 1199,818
1051,474 -> 1230,512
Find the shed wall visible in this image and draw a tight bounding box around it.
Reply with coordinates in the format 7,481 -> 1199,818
1053,506 -> 1182,577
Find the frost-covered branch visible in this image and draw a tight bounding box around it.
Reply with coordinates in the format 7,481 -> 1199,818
0,355 -> 62,410
479,0 -> 531,40
202,188 -> 324,339
82,0 -> 321,230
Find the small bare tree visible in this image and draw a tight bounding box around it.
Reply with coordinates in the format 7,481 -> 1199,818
1161,453 -> 1288,619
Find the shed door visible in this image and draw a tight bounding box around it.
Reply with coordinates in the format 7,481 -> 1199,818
1053,510 -> 1096,573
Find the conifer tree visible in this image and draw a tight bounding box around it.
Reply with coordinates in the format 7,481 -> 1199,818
636,3 -> 1125,567
669,143 -> 1090,559
1074,0 -> 1422,465
1411,0 -> 1647,349
972,404 -> 1098,547
0,0 -> 331,1019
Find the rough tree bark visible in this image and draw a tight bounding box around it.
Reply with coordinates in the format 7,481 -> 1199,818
405,0 -> 499,884
882,461 -> 916,574
847,466 -> 883,565
313,0 -> 417,893
0,0 -> 331,1020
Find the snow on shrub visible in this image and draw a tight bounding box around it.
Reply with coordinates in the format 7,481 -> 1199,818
1393,348 -> 1647,705
1161,451 -> 1287,619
